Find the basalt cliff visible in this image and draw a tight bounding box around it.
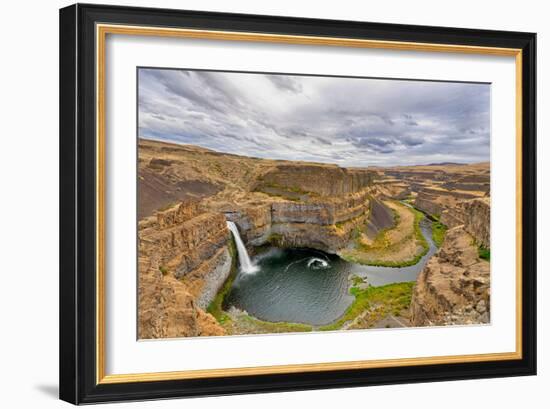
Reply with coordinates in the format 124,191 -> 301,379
374,163 -> 491,326
409,226 -> 490,326
138,139 -> 378,338
138,139 -> 491,337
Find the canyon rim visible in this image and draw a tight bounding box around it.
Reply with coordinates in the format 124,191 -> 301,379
137,68 -> 491,339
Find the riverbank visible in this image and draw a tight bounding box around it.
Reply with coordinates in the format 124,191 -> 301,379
339,200 -> 429,267
206,200 -> 440,335
319,281 -> 414,331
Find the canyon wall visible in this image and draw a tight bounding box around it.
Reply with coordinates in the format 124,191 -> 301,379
410,226 -> 490,326
137,141 -> 492,337
414,188 -> 482,218
226,194 -> 370,253
226,165 -> 374,254
138,201 -> 231,338
256,163 -> 373,196
441,198 -> 490,248
138,253 -> 224,339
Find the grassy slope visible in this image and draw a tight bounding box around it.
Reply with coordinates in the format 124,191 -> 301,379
319,282 -> 414,331
478,246 -> 491,261
234,314 -> 312,333
340,204 -> 429,267
431,221 -> 448,247
207,237 -> 238,325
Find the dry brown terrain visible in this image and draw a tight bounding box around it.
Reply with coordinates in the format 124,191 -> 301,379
340,200 -> 426,265
137,138 -> 491,337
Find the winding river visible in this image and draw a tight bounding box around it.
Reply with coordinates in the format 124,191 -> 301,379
224,218 -> 437,326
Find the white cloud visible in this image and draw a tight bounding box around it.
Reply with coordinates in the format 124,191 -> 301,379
138,68 -> 490,166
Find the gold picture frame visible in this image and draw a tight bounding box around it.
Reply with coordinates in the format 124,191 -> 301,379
60,4 -> 536,404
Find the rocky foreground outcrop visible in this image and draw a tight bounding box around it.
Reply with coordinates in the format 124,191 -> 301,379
138,256 -> 224,338
138,201 -> 230,338
440,197 -> 490,248
410,226 -> 490,326
137,140 -> 492,337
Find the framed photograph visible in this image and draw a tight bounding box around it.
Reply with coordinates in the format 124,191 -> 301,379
59,3 -> 536,404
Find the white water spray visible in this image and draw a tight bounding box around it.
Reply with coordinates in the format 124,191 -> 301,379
307,258 -> 329,269
227,221 -> 258,274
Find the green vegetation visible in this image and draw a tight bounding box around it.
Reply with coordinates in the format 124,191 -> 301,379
207,237 -> 238,324
335,211 -> 369,231
259,189 -> 301,202
351,275 -> 365,286
355,206 -> 399,251
267,233 -> 284,246
158,265 -> 169,276
260,182 -> 312,196
341,252 -> 425,268
238,314 -> 312,333
411,207 -> 429,250
319,282 -> 414,331
478,245 -> 491,261
157,202 -> 176,212
207,228 -> 416,334
431,221 -> 448,247
341,206 -> 429,268
207,238 -> 313,333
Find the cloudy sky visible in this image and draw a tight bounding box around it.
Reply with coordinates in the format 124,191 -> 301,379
138,68 -> 490,167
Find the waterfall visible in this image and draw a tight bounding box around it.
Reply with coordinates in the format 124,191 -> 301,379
227,221 -> 258,274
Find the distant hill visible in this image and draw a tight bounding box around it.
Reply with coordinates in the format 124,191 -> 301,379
425,162 -> 466,166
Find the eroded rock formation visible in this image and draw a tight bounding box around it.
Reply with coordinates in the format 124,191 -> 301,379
410,226 -> 490,326
441,198 -> 490,248
227,190 -> 371,253
138,201 -> 230,338
138,254 -> 225,338
137,140 -> 492,337
256,163 -> 373,196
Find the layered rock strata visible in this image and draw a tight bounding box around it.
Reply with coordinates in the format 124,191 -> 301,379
440,198 -> 490,248
414,187 -> 484,218
226,194 -> 370,253
410,226 -> 490,326
138,253 -> 225,339
138,201 -> 230,338
256,163 -> 373,196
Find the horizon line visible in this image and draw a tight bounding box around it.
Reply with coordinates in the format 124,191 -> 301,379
138,135 -> 489,169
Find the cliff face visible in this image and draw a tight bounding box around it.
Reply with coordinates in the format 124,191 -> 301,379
410,226 -> 490,326
226,165 -> 372,253
138,253 -> 225,339
137,140 -> 491,337
372,163 -> 489,223
458,198 -> 491,249
414,191 -> 447,217
227,188 -> 371,254
138,201 -> 230,338
137,142 -> 380,338
256,164 -> 373,196
225,205 -> 272,246
441,198 -> 490,248
414,188 -> 484,218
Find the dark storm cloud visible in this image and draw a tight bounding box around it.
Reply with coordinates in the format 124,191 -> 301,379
268,75 -> 303,93
138,69 -> 490,166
